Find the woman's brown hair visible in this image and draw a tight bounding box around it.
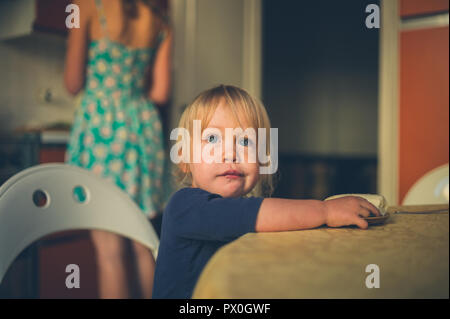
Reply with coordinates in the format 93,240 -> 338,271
122,0 -> 169,23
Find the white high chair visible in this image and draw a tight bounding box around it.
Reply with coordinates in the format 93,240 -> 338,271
0,163 -> 159,284
402,163 -> 449,205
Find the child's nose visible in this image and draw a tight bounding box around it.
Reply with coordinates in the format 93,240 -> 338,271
222,138 -> 237,163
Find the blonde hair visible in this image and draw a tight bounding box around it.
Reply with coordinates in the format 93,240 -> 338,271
174,84 -> 275,198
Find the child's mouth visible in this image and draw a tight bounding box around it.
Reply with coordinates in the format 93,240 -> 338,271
220,170 -> 244,179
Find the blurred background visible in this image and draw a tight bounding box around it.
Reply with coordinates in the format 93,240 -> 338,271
0,0 -> 448,298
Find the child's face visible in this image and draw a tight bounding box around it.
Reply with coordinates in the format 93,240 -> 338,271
188,101 -> 260,198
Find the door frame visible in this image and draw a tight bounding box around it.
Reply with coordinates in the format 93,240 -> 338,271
378,0 -> 400,205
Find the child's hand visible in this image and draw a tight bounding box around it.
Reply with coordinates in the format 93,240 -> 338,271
323,196 -> 381,229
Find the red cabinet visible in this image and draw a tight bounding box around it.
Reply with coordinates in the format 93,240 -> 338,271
33,0 -> 72,36
38,231 -> 99,299
400,0 -> 449,17
39,146 -> 66,163
398,0 -> 449,203
38,129 -> 70,164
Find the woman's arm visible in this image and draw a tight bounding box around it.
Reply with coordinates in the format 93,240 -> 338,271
64,0 -> 91,96
148,29 -> 173,105
255,196 -> 381,232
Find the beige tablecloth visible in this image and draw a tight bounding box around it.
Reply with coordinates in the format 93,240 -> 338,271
193,207 -> 449,298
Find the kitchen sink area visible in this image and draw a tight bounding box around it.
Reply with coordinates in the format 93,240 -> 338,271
0,124 -> 71,186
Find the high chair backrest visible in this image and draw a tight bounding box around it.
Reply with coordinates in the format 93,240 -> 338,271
402,163 -> 449,205
0,163 -> 159,283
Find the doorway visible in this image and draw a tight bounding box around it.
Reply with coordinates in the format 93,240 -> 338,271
262,0 -> 380,199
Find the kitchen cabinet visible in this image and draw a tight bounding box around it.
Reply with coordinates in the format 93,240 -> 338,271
379,0 -> 449,205
0,0 -> 34,40
0,0 -> 71,40
399,26 -> 449,203
0,133 -> 40,186
34,0 -> 72,36
39,147 -> 67,163
400,0 -> 449,17
38,230 -> 99,299
39,134 -> 68,164
398,0 -> 449,203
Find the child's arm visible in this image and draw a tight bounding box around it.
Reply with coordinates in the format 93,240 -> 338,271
255,196 -> 381,232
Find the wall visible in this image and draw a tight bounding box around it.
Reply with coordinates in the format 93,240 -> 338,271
263,0 -> 380,156
194,0 -> 244,95
0,33 -> 76,132
0,0 -> 34,40
170,0 -> 257,131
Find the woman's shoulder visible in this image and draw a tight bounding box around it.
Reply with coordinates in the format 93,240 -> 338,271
73,0 -> 97,16
71,0 -> 97,28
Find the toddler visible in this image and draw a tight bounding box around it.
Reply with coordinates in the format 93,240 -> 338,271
152,85 -> 380,298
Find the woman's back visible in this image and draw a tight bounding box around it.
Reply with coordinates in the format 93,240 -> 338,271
88,0 -> 166,49
64,0 -> 172,103
83,0 -> 168,99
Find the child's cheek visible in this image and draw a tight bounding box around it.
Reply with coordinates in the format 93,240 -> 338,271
237,144 -> 257,164
198,141 -> 218,164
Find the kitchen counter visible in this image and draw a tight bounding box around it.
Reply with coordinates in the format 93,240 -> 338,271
40,130 -> 70,145
13,122 -> 71,145
0,128 -> 69,185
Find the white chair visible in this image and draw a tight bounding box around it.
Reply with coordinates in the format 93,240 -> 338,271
402,163 -> 449,205
0,163 -> 159,284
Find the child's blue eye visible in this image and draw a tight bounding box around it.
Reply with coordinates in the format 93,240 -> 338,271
238,137 -> 251,147
207,134 -> 219,144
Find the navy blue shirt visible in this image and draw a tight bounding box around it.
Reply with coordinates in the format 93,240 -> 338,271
152,187 -> 264,299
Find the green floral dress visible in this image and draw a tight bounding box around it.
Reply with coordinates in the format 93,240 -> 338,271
66,1 -> 167,219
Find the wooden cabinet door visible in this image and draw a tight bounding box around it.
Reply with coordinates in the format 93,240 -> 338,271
400,0 -> 449,17
38,231 -> 99,299
399,26 -> 449,203
39,146 -> 66,163
33,0 -> 72,36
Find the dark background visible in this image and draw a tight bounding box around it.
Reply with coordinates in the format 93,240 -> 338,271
263,0 -> 380,199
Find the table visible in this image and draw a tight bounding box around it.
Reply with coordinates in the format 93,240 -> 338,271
192,205 -> 449,298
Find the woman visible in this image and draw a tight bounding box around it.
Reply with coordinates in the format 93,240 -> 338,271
64,0 -> 172,298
